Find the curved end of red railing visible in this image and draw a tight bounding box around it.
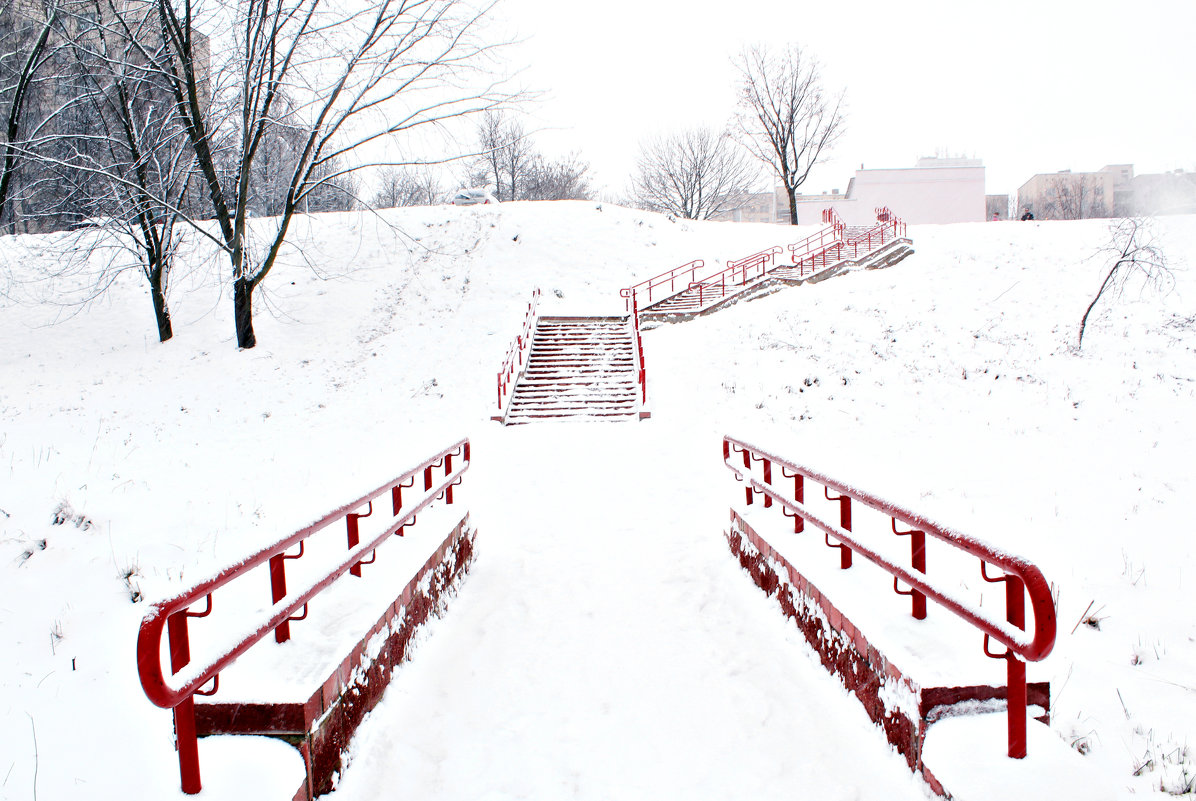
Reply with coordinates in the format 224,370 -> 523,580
1022,565 -> 1057,661
136,607 -> 175,709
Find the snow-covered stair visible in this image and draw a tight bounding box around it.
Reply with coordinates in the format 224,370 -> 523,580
640,225 -> 913,320
503,316 -> 644,424
638,282 -> 735,315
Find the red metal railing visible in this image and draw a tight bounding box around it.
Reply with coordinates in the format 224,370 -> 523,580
722,436 -> 1056,759
496,288 -> 541,411
787,222 -> 844,277
685,246 -> 783,308
786,221 -> 843,262
838,213 -> 908,260
136,439 -> 471,794
619,259 -> 705,312
791,243 -> 845,277
630,296 -> 647,405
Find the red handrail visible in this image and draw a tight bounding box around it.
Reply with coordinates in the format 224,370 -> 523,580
630,297 -> 647,405
840,214 -> 907,259
496,288 -> 540,411
787,222 -> 843,264
619,259 -> 705,311
685,246 -> 783,308
137,438 -> 471,794
722,435 -> 1055,759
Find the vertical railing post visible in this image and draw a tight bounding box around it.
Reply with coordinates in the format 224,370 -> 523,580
347,513 -> 362,578
824,488 -> 853,568
167,612 -> 201,795
444,453 -> 454,504
839,496 -> 853,568
762,459 -> 772,508
911,530 -> 927,619
793,473 -> 804,532
270,554 -> 289,642
742,447 -> 753,505
1006,574 -> 1028,758
893,520 -> 928,620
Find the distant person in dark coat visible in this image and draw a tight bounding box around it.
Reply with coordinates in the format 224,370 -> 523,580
1020,208 -> 1034,221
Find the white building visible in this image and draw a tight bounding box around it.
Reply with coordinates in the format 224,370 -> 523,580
793,157 -> 986,225
719,157 -> 987,226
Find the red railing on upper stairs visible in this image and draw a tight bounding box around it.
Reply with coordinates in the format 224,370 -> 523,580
622,207 -> 908,313
620,259 -> 705,312
723,436 -> 1055,759
496,288 -> 541,412
684,246 -> 783,308
786,222 -> 845,277
137,439 -> 471,794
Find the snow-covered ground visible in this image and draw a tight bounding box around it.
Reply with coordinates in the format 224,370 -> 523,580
1,201 -> 1194,799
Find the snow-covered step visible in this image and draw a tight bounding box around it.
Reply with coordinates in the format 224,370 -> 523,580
499,316 -> 647,424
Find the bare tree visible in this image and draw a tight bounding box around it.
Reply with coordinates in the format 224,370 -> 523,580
1078,217 -> 1172,347
467,111 -> 591,201
1044,173 -> 1108,220
735,43 -> 844,225
39,0 -> 207,342
151,0 -> 509,348
471,108 -> 531,200
631,126 -> 756,220
0,0 -> 60,232
372,166 -> 443,208
521,152 -> 590,201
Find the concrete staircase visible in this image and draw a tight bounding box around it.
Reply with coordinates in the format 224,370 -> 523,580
640,225 -> 913,322
636,283 -> 733,316
501,316 -> 646,424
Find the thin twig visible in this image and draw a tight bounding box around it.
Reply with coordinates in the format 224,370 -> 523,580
1116,689 -> 1131,720
1070,600 -> 1095,635
27,713 -> 38,801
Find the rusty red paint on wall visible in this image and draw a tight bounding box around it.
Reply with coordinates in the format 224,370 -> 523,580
196,517 -> 477,798
725,509 -> 1049,791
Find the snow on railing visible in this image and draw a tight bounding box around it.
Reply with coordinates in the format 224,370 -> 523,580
685,246 -> 783,308
496,288 -> 541,412
620,259 -> 706,312
723,436 -> 1056,759
136,439 -> 471,794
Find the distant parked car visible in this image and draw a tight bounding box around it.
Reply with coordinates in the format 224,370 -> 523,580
451,188 -> 498,206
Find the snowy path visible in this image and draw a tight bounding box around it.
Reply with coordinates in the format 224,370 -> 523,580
326,422 -> 926,800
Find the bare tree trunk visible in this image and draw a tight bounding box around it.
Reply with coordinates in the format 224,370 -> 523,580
1078,263 -> 1118,348
785,185 -> 798,225
149,269 -> 173,342
0,8 -> 56,231
233,277 -> 256,348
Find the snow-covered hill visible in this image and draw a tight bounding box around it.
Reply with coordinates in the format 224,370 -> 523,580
2,202 -> 1194,798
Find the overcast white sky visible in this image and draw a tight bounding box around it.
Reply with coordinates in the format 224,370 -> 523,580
488,0 -> 1196,200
